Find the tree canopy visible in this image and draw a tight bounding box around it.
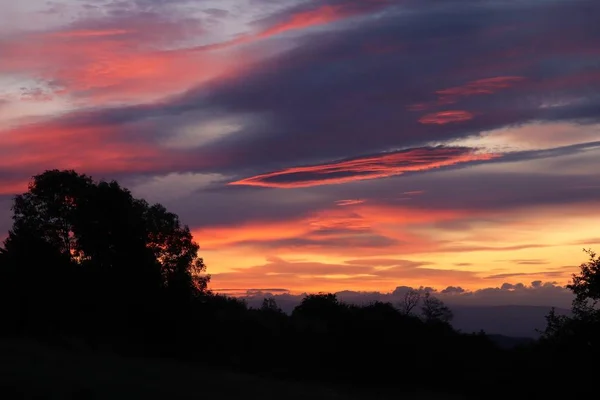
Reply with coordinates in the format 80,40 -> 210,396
0,170 -> 209,338
541,249 -> 600,350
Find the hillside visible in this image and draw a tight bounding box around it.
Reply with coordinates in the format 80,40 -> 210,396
242,295 -> 569,339
451,305 -> 571,338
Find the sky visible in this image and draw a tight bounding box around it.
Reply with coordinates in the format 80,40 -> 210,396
1,0 -> 599,305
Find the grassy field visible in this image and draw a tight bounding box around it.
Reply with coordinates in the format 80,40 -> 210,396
0,337 -> 456,400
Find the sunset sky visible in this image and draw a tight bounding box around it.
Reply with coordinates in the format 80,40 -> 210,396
1,0 -> 599,300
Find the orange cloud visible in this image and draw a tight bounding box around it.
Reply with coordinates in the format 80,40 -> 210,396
418,110 -> 474,125
209,257 -> 482,293
193,201 -> 599,293
193,204 -> 469,252
229,147 -> 500,188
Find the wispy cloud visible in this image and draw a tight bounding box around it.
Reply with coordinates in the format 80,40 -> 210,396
230,147 -> 499,188
418,110 -> 474,125
335,199 -> 366,206
409,76 -> 526,112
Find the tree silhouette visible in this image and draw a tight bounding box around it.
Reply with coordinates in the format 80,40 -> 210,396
421,292 -> 453,324
9,169 -> 93,258
398,289 -> 421,315
568,249 -> 600,312
0,170 -> 209,338
541,249 -> 600,350
260,297 -> 283,313
292,293 -> 344,320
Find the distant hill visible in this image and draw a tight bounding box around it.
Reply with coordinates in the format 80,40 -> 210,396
450,305 -> 571,338
242,296 -> 570,339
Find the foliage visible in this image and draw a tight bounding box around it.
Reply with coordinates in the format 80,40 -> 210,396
568,249 -> 600,309
396,289 -> 453,324
0,170 -> 209,341
260,298 -> 283,314
540,249 -> 600,356
398,289 -> 420,315
421,292 -> 454,324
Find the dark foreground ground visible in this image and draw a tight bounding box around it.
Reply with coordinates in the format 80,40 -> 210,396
0,338 -> 458,400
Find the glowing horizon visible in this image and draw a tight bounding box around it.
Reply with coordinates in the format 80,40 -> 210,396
1,0 -> 599,300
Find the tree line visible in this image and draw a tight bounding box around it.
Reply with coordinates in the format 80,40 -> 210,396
0,170 -> 598,398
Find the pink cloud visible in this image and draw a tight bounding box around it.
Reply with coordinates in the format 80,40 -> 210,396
196,1 -> 391,52
0,114 -> 220,195
436,76 -> 526,99
229,147 -> 500,189
336,199 -> 366,206
0,19 -> 245,105
408,76 -> 526,112
418,110 -> 475,125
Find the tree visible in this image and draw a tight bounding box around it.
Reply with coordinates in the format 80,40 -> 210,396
568,249 -> 600,312
292,293 -> 342,319
0,170 -> 210,334
398,289 -> 421,315
260,297 -> 283,314
421,292 -> 453,324
541,249 -> 600,349
8,169 -> 93,258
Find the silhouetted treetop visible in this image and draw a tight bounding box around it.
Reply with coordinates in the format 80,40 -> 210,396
568,249 -> 600,307
2,169 -> 209,299
292,293 -> 344,319
421,292 -> 454,324
541,249 -> 600,352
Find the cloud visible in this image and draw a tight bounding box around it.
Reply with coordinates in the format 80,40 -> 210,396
231,280 -> 574,310
441,286 -> 465,294
229,147 -> 499,188
4,0 -> 599,187
344,259 -> 430,267
335,199 -> 365,206
418,110 -> 475,125
507,259 -> 550,265
0,9 -> 248,105
410,76 -> 526,112
160,0 -> 600,177
191,0 -> 393,52
0,113 -> 190,194
570,237 -> 600,246
484,271 -> 565,280
193,203 -> 467,252
203,9 -> 230,19
47,29 -> 133,38
210,256 -> 482,293
436,76 -> 526,102
252,0 -> 393,36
